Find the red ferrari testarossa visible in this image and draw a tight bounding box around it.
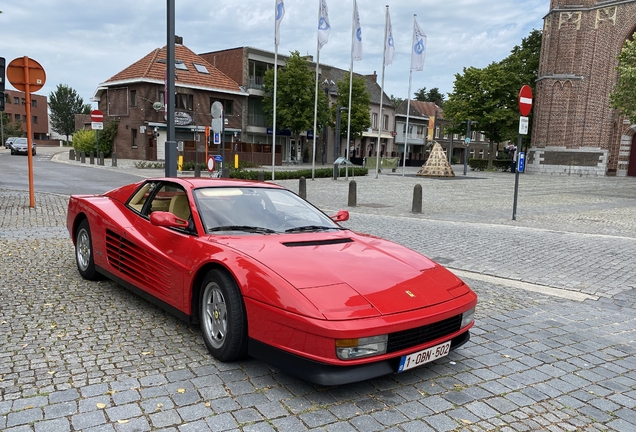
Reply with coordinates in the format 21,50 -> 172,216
67,177 -> 477,385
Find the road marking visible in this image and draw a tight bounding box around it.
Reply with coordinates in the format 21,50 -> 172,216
450,269 -> 599,302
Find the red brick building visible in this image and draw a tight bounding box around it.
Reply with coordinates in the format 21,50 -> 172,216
531,0 -> 636,176
92,43 -> 247,161
2,89 -> 49,140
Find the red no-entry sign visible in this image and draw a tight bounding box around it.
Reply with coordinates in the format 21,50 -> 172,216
518,85 -> 533,116
90,109 -> 104,122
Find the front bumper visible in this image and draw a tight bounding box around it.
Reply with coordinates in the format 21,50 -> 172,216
248,330 -> 470,386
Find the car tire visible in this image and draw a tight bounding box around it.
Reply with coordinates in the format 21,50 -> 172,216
10,149 -> 14,155
75,219 -> 101,280
33,150 -> 36,156
199,269 -> 247,361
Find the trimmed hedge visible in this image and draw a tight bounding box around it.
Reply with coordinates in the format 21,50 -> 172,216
468,158 -> 514,172
230,166 -> 368,180
173,163 -> 368,180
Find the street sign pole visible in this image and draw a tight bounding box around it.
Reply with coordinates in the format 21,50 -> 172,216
7,56 -> 46,208
513,85 -> 533,221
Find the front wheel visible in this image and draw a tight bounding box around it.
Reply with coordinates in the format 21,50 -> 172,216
75,219 -> 100,280
199,269 -> 247,361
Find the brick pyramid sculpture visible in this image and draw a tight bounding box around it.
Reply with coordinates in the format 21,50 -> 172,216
417,142 -> 455,177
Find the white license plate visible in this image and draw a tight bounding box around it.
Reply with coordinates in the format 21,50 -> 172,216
398,341 -> 451,373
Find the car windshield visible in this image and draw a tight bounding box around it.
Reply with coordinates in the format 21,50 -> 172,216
193,187 -> 343,234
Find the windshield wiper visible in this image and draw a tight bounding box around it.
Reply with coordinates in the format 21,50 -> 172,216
208,226 -> 276,234
284,225 -> 340,233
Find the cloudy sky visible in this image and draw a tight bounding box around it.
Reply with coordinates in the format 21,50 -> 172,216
1,0 -> 547,108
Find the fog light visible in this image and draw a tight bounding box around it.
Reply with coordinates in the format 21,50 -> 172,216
461,307 -> 475,328
336,335 -> 388,360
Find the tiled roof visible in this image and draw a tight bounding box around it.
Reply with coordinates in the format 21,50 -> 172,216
410,100 -> 442,118
395,100 -> 443,119
102,45 -> 243,93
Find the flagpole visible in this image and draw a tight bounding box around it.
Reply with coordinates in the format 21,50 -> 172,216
272,45 -> 278,181
375,6 -> 389,179
345,0 -> 356,180
402,71 -> 413,177
272,0 -> 281,181
311,2 -> 321,180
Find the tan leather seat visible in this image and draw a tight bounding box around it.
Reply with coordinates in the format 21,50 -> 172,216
169,194 -> 191,221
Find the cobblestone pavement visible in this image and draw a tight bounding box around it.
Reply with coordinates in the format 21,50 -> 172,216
1,159 -> 636,431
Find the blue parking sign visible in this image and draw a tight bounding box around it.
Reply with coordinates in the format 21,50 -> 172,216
213,133 -> 221,145
517,152 -> 525,173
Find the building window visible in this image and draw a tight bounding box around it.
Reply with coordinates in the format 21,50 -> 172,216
32,99 -> 37,108
15,114 -> 20,121
14,97 -> 19,104
435,126 -> 440,139
211,98 -> 233,116
372,113 -> 378,129
130,90 -> 137,107
21,98 -> 26,105
23,115 -> 27,121
32,116 -> 38,124
131,128 -> 138,148
383,115 -> 389,130
176,93 -> 193,110
453,133 -> 458,140
194,63 -> 209,74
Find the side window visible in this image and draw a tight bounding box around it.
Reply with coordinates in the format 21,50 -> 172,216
145,183 -> 192,227
127,181 -> 159,213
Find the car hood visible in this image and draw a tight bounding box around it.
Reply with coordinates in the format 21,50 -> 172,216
214,232 -> 467,317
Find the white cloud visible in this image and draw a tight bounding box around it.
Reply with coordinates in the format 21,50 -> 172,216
0,0 -> 546,105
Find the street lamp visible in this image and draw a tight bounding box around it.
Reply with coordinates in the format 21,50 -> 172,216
321,79 -> 335,164
334,106 -> 348,160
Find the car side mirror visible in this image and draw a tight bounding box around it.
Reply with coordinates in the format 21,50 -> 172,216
330,210 -> 349,222
150,211 -> 189,228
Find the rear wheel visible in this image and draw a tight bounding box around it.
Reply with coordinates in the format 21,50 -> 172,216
199,269 -> 247,361
75,219 -> 100,280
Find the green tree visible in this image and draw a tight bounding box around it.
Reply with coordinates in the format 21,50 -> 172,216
444,29 -> 542,168
49,84 -> 92,144
389,94 -> 403,107
1,113 -> 24,138
71,120 -> 118,156
332,73 -> 371,140
444,63 -> 516,169
414,87 -> 445,107
262,51 -> 329,154
610,33 -> 636,124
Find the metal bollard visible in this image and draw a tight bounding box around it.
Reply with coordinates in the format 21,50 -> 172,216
348,180 -> 357,207
412,184 -> 423,214
99,152 -> 104,166
112,152 -> 117,167
69,149 -> 75,160
222,167 -> 230,178
80,151 -> 86,163
89,151 -> 95,165
194,164 -> 201,177
258,171 -> 265,182
75,151 -> 80,161
299,177 -> 307,199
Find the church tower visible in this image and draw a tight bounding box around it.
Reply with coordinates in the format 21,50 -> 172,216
530,0 -> 636,176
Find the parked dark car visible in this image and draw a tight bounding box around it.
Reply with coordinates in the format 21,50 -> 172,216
10,138 -> 36,156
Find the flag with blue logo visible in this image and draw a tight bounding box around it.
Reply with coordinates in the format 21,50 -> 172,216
352,0 -> 363,61
275,0 -> 285,47
410,18 -> 426,71
318,0 -> 330,49
385,10 -> 394,66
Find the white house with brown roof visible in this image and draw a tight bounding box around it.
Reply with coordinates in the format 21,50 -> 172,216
92,42 -> 247,161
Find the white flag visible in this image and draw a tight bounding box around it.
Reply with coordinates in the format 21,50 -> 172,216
318,0 -> 330,49
410,18 -> 426,71
385,10 -> 394,66
352,0 -> 363,61
275,0 -> 285,47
